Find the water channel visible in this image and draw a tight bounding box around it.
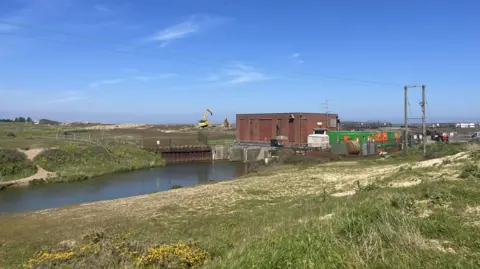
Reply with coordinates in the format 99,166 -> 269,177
0,162 -> 246,214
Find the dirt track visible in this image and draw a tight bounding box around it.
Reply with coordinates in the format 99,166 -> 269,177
8,148 -> 56,186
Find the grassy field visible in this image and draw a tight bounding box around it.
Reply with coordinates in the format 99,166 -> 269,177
0,123 -> 236,149
1,143 -> 479,268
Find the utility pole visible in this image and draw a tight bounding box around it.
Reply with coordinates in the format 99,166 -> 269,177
421,85 -> 427,158
320,100 -> 330,129
404,85 -> 427,158
404,86 -> 408,155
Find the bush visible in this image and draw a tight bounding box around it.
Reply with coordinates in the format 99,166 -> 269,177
33,148 -> 83,171
0,149 -> 37,179
171,184 -> 182,189
460,162 -> 480,180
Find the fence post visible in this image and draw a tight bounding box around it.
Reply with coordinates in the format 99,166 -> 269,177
73,133 -> 76,140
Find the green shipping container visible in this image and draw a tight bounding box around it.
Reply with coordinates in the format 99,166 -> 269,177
387,131 -> 398,142
327,131 -> 374,147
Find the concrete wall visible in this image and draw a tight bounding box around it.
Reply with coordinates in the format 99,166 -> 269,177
212,145 -> 230,160
213,145 -> 274,163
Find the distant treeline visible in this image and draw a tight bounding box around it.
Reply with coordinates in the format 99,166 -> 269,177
0,117 -> 33,123
0,117 -> 60,125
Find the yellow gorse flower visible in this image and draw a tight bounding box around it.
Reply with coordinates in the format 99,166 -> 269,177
24,251 -> 75,268
138,242 -> 208,268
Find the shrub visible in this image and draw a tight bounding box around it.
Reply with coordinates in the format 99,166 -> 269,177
0,149 -> 37,179
171,184 -> 182,189
459,162 -> 480,180
137,241 -> 209,267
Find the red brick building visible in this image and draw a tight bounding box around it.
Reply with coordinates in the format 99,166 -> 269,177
236,113 -> 339,143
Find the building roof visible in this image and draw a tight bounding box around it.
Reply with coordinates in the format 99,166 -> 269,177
237,112 -> 337,116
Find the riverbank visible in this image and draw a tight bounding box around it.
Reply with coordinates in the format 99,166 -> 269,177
1,143 -> 479,268
0,142 -> 165,187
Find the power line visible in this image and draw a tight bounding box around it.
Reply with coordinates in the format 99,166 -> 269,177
407,100 -> 413,118
0,20 -> 402,87
426,102 -> 434,123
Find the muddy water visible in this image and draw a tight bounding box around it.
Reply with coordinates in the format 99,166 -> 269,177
0,162 -> 247,214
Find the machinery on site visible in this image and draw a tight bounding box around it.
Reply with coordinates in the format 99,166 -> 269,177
198,109 -> 213,128
471,132 -> 480,142
430,130 -> 449,142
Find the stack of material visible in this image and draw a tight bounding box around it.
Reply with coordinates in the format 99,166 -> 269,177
307,134 -> 330,149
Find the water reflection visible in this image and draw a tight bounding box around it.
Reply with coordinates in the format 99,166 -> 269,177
0,162 -> 246,214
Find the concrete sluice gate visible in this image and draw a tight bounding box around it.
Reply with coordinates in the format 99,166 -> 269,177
213,145 -> 273,163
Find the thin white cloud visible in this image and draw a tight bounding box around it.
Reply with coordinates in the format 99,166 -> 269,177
134,73 -> 178,82
46,91 -> 87,103
89,79 -> 124,88
154,19 -> 199,42
94,4 -> 113,13
225,63 -> 271,84
146,15 -> 229,46
202,74 -> 220,82
290,52 -> 304,64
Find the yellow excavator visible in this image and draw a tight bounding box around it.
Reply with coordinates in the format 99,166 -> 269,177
198,109 -> 213,128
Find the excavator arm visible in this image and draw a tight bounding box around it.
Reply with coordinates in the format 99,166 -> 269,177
203,109 -> 213,121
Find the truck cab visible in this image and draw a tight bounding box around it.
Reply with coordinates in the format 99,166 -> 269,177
471,132 -> 480,141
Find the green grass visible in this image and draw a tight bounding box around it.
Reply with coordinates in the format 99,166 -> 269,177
32,142 -> 165,182
0,148 -> 37,181
2,180 -> 480,268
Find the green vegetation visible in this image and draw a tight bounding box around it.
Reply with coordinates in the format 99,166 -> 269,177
32,142 -> 165,182
39,118 -> 61,125
357,142 -> 467,167
1,142 -> 479,268
0,148 -> 37,181
22,230 -> 209,269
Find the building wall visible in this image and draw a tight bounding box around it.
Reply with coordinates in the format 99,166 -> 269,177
236,113 -> 339,143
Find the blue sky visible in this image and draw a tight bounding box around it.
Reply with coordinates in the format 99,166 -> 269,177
0,0 -> 479,124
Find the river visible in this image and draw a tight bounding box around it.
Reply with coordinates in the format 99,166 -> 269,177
0,162 -> 246,214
